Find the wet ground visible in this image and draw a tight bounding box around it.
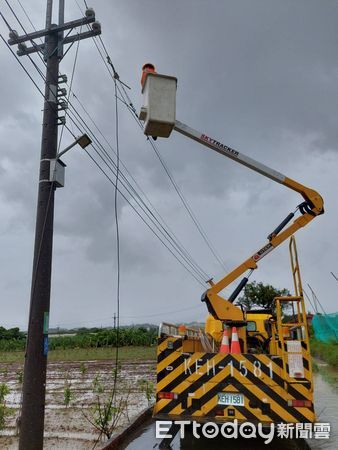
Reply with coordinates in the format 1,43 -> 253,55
0,359 -> 156,449
120,420 -> 311,450
0,359 -> 336,449
122,363 -> 338,450
308,368 -> 338,450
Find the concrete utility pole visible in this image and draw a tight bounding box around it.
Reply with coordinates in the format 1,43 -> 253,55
8,1 -> 101,449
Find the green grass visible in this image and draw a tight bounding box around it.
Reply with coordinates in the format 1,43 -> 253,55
0,346 -> 156,364
310,337 -> 338,368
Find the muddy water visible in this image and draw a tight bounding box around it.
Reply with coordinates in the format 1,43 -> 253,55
123,369 -> 338,450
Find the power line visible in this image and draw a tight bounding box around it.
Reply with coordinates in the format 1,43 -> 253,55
331,272 -> 338,283
70,92 -> 210,281
70,116 -> 209,287
121,304 -> 205,319
93,72 -> 121,450
72,0 -> 227,276
1,4 -> 214,288
302,288 -> 317,314
109,74 -> 121,445
1,14 -> 209,287
65,105 -> 208,284
307,284 -> 327,316
0,32 -> 45,98
82,142 -> 207,286
60,90 -> 210,283
70,1 -> 216,281
16,0 -> 38,34
49,303 -> 205,328
92,34 -> 229,274
4,0 -> 28,34
64,100 -> 207,284
14,4 -> 210,284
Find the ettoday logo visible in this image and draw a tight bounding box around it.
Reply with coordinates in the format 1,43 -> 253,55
156,420 -> 331,443
156,420 -> 275,444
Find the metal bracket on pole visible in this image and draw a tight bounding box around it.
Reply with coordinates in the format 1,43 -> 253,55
16,27 -> 102,56
8,16 -> 96,45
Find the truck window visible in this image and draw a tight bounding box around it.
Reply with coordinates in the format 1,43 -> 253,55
247,321 -> 256,332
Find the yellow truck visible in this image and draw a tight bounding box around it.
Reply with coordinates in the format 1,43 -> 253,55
138,65 -> 323,446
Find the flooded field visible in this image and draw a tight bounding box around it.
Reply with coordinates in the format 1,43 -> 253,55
0,359 -> 336,449
0,359 -> 156,449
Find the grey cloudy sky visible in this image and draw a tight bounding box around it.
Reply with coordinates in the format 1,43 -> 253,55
0,0 -> 337,330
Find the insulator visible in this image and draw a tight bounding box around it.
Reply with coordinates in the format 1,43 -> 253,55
58,101 -> 68,110
9,30 -> 19,41
92,21 -> 101,33
17,42 -> 27,52
58,74 -> 68,84
58,116 -> 66,125
85,8 -> 95,18
57,88 -> 67,97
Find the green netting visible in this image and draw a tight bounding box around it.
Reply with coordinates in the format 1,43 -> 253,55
312,313 -> 338,342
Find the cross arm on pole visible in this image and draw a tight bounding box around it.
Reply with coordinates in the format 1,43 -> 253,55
16,28 -> 102,56
8,15 -> 96,45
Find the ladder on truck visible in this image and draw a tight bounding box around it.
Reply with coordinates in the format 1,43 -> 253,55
274,236 -> 313,391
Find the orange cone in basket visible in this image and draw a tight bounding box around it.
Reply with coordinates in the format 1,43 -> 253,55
220,327 -> 230,353
141,63 -> 156,87
230,327 -> 241,354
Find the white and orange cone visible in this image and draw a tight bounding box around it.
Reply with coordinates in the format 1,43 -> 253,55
178,324 -> 186,337
230,327 -> 241,354
141,63 -> 156,87
220,327 -> 230,353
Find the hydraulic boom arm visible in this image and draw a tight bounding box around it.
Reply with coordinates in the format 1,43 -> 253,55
173,121 -> 324,321
139,67 -> 324,323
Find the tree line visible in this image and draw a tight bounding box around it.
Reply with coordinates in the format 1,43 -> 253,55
0,327 -> 158,351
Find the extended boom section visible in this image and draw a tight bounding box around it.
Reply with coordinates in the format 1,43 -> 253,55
172,120 -> 324,322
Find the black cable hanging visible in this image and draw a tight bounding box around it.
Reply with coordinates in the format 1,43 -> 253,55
67,109 -> 206,286
1,5 -> 212,287
93,34 -> 229,275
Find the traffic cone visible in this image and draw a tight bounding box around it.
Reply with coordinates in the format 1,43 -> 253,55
178,324 -> 186,337
141,63 -> 156,87
230,327 -> 241,354
220,327 -> 230,353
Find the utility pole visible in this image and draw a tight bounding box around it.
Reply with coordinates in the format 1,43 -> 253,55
8,2 -> 101,449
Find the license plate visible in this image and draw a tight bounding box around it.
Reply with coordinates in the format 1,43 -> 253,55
218,392 -> 244,406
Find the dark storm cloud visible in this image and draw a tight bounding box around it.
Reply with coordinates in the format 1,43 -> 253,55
0,0 -> 337,329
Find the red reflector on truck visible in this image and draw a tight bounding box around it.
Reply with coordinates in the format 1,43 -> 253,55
158,392 -> 178,400
288,399 -> 312,407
